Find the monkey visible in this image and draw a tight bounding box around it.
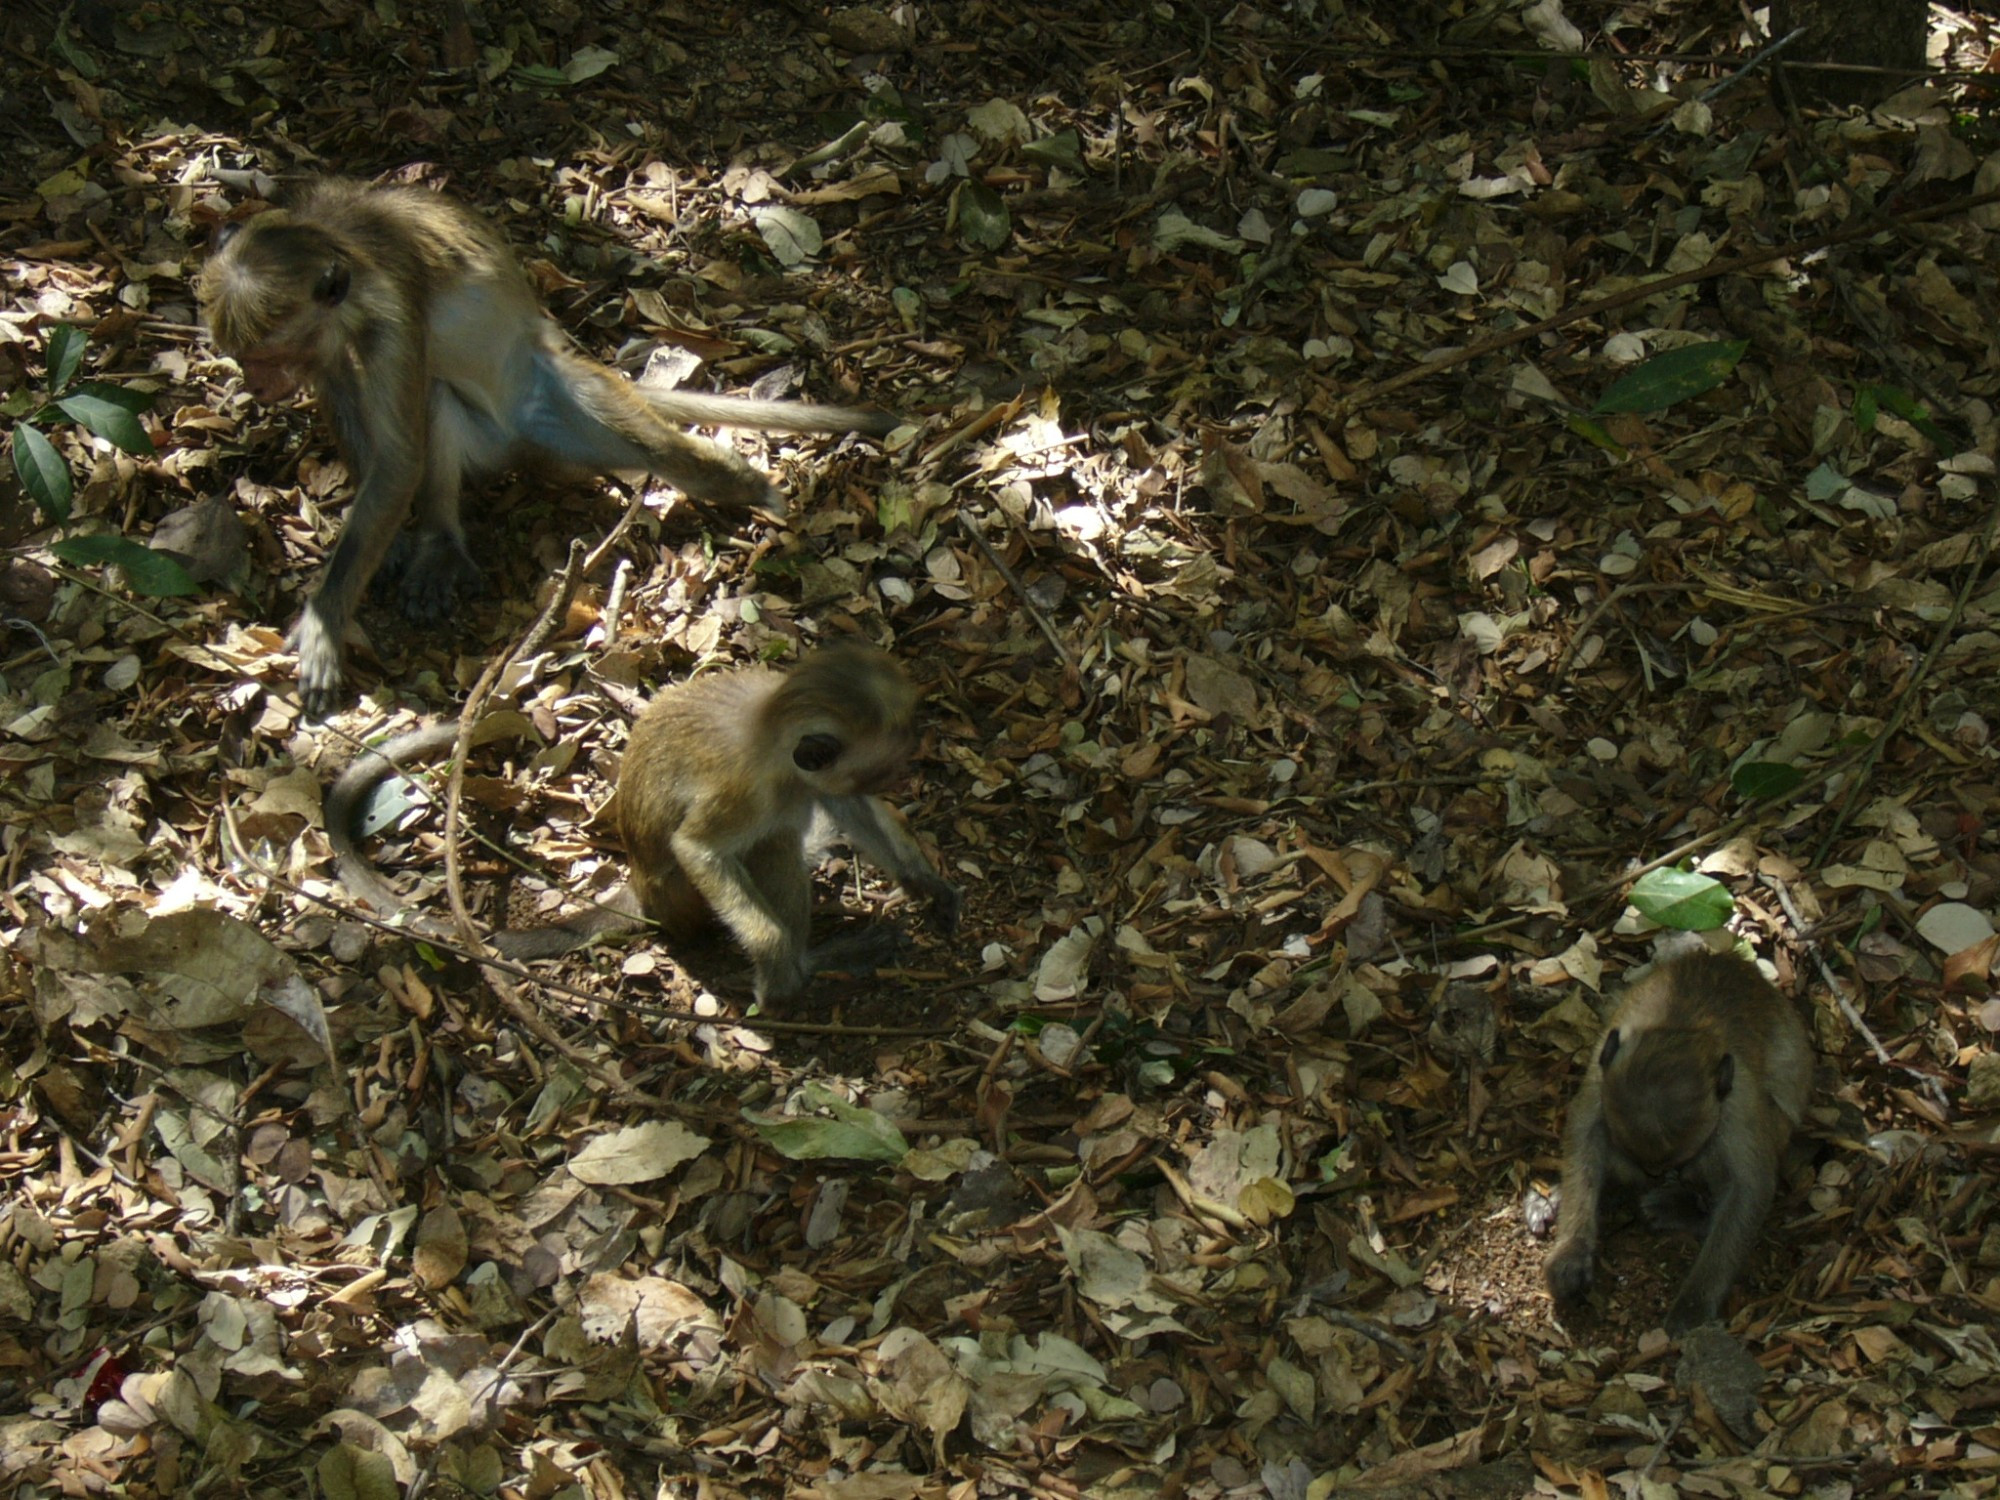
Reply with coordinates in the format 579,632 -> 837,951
197,179 -> 896,716
323,645 -> 960,1004
1544,947 -> 1813,1335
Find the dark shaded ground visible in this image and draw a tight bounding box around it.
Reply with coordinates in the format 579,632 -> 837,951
3,0 -> 1999,1495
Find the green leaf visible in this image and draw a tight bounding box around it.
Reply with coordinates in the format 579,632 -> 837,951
1854,383 -> 1958,456
12,422 -> 73,521
561,44 -> 618,82
510,63 -> 569,88
51,534 -> 200,597
875,486 -> 914,533
1626,867 -> 1734,931
1564,413 -> 1628,455
1731,760 -> 1806,801
955,180 -> 1011,252
744,1084 -> 907,1163
54,391 -> 153,457
72,380 -> 155,414
45,324 -> 88,395
1867,383 -> 1927,422
1591,340 -> 1749,414
317,1441 -> 400,1500
1022,128 -> 1084,174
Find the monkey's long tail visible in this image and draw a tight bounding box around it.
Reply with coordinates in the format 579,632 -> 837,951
637,387 -> 898,438
324,717 -> 535,920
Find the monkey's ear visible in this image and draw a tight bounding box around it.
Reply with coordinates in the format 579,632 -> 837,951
1598,1030 -> 1622,1069
793,733 -> 845,773
314,261 -> 351,305
1713,1053 -> 1735,1100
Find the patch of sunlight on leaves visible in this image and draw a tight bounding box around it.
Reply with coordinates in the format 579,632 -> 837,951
568,1120 -> 712,1184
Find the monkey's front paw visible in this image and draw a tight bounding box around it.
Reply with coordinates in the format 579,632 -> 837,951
292,611 -> 348,719
1544,1239 -> 1595,1308
926,880 -> 963,935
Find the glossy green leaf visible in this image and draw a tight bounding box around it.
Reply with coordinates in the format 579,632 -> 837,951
46,324 -> 88,394
12,422 -> 73,521
55,391 -> 153,457
1592,340 -> 1748,414
1627,867 -> 1734,930
1732,761 -> 1806,801
51,534 -> 200,597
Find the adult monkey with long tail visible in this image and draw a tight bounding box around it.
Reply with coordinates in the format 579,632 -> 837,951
197,179 -> 894,715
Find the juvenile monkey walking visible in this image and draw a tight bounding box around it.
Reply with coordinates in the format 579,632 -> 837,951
1544,948 -> 1813,1334
197,179 -> 894,714
326,644 -> 960,1005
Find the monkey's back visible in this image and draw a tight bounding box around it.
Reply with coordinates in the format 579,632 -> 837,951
617,668 -> 800,931
1612,951 -> 1813,1128
294,180 -> 517,294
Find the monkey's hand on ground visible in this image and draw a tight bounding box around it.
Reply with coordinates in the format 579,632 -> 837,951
918,875 -> 963,934
1544,1239 -> 1595,1309
292,604 -> 348,720
1521,1185 -> 1559,1238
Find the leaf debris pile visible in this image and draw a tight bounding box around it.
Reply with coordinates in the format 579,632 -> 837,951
3,1 -> 2000,1495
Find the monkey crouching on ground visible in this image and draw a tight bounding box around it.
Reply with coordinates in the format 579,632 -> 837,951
563,641 -> 960,1002
197,179 -> 896,716
325,645 -> 960,1005
1544,948 -> 1813,1335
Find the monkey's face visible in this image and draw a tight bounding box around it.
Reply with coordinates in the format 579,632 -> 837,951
1603,1065 -> 1721,1173
794,724 -> 917,797
234,348 -> 313,402
199,216 -> 351,401
843,730 -> 919,796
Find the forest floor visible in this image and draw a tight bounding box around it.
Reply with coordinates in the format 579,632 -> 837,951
3,0 -> 2000,1495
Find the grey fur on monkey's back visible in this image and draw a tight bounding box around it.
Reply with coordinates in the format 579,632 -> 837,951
1633,949 -> 1813,1127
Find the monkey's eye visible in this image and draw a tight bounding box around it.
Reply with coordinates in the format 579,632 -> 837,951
314,262 -> 351,305
793,733 -> 844,773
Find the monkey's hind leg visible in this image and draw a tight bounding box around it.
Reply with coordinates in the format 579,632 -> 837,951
519,350 -> 781,514
373,529 -> 484,625
373,387 -> 488,625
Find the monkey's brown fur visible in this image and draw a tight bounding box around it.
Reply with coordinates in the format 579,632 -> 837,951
325,646 -> 958,1003
198,180 -> 893,715
1545,949 -> 1812,1334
